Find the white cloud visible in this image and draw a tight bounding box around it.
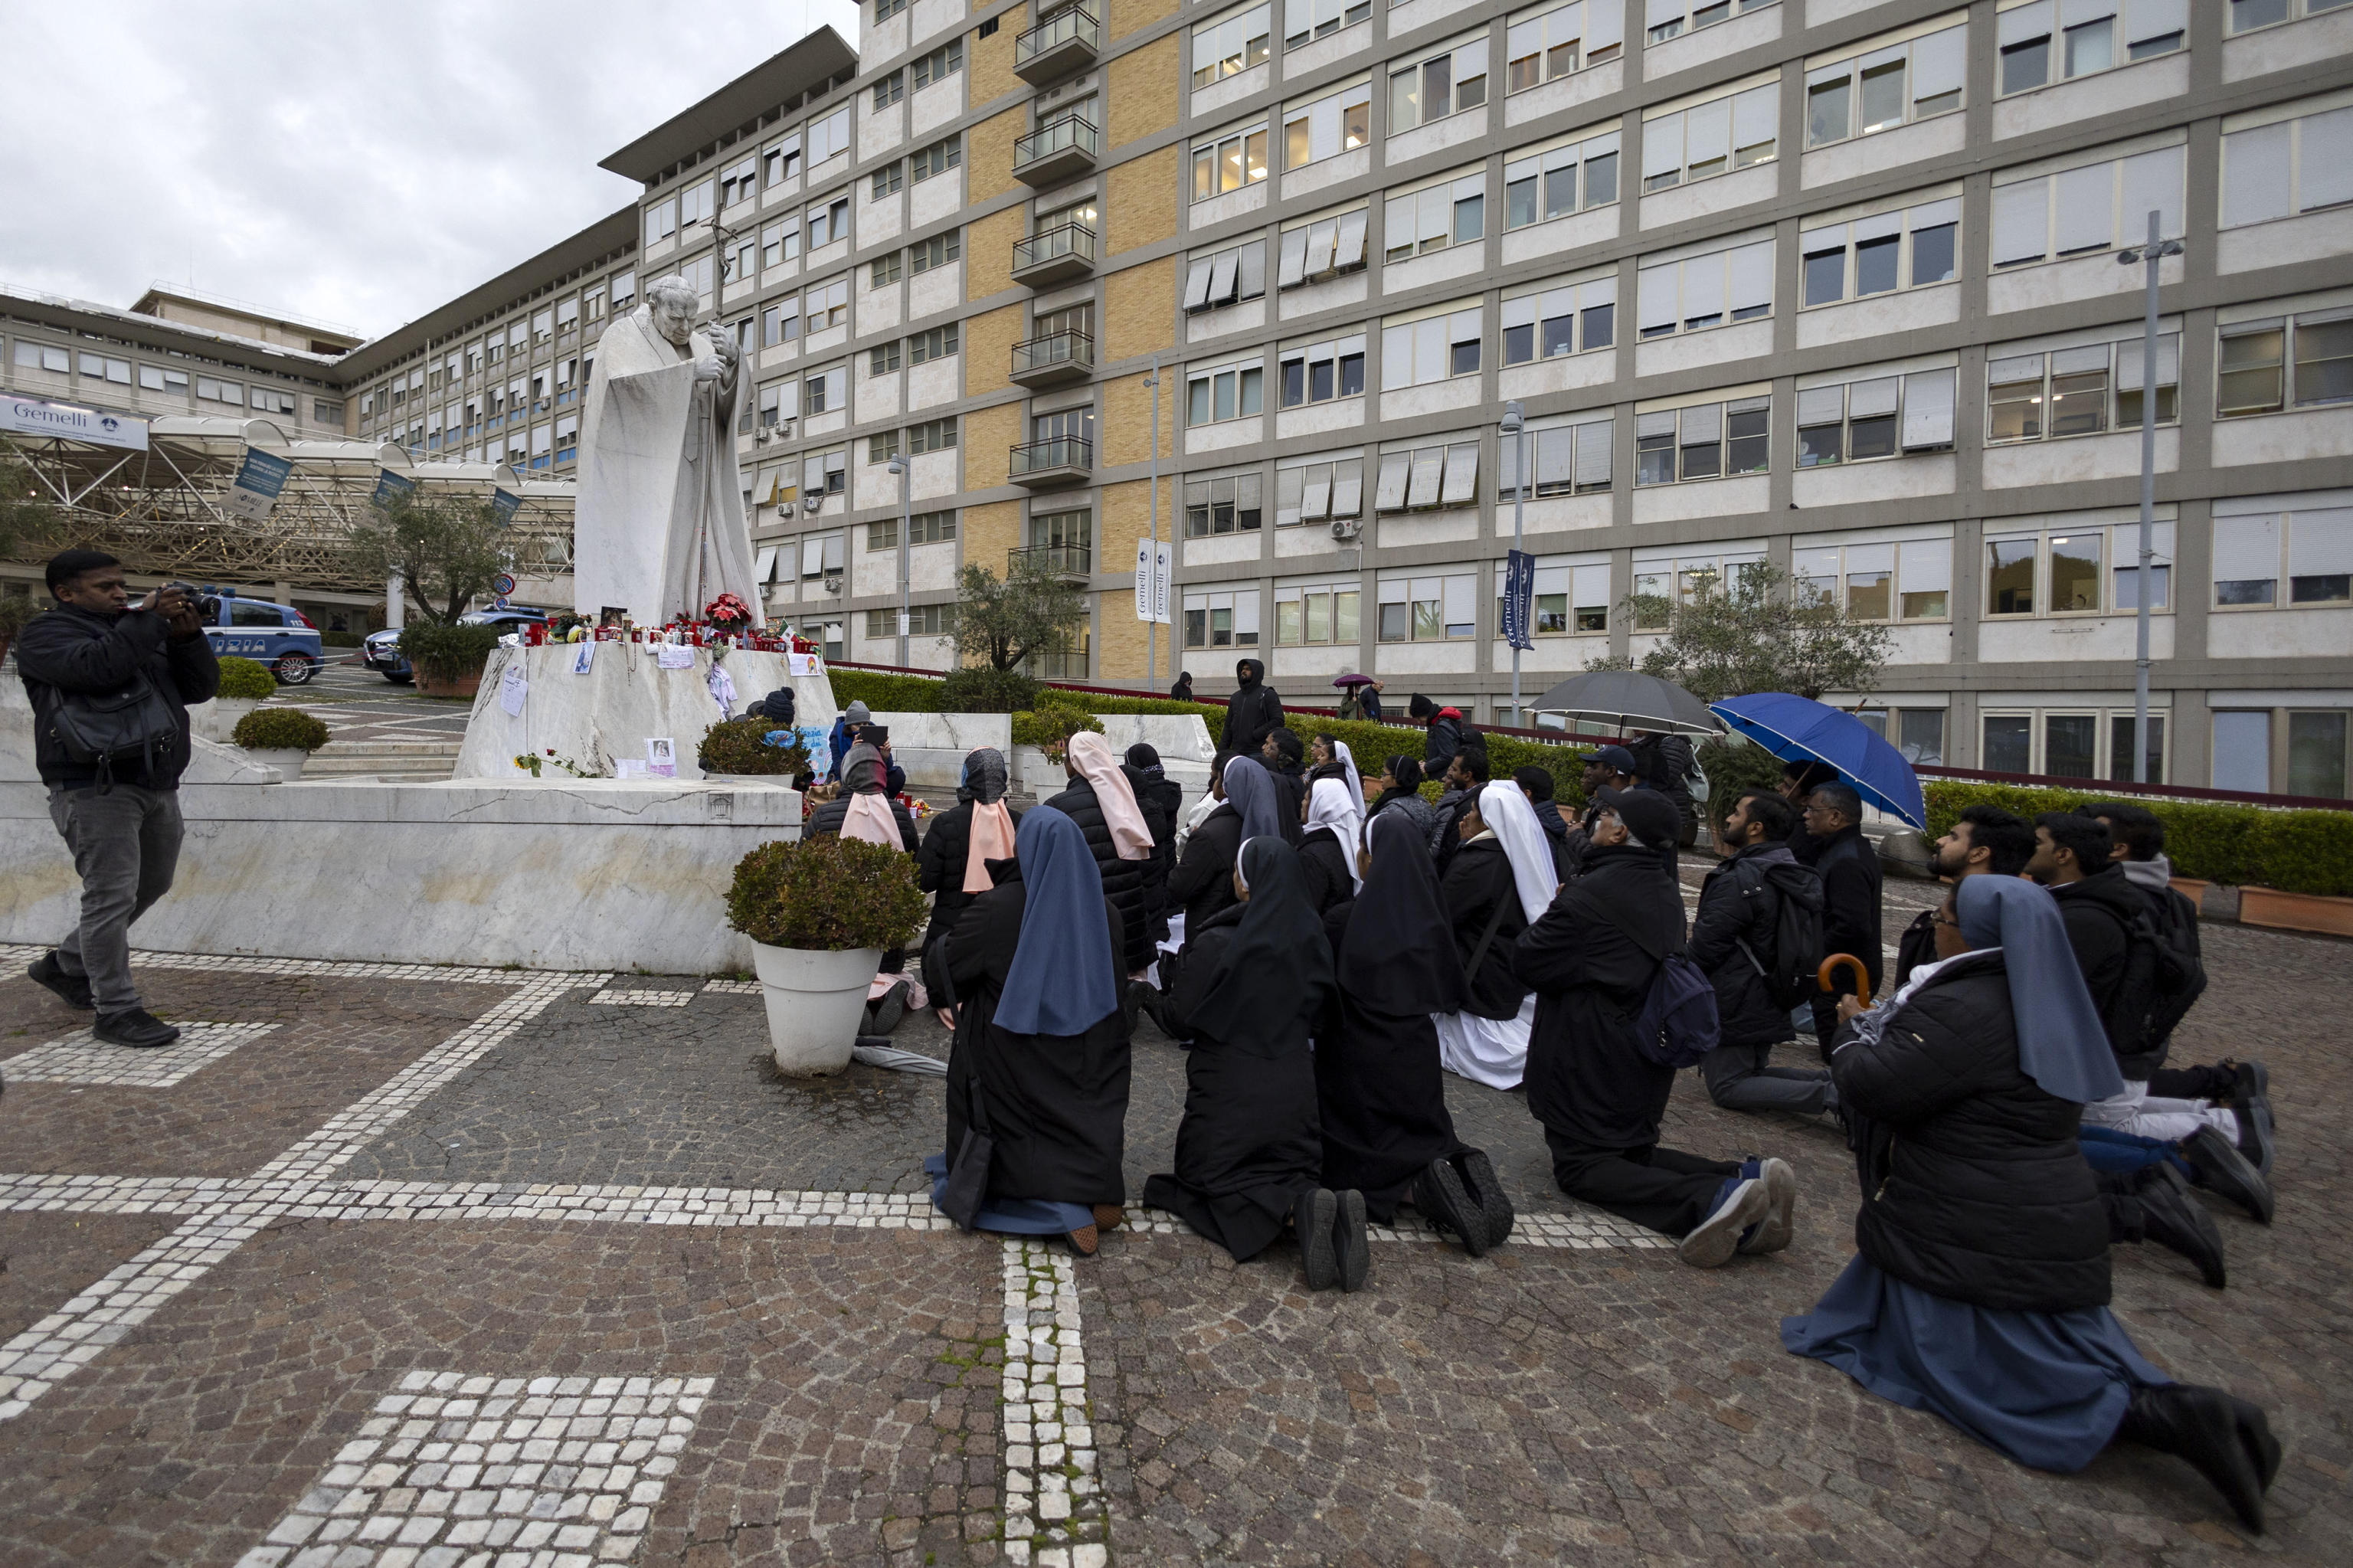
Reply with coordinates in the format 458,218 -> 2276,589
0,1 -> 862,339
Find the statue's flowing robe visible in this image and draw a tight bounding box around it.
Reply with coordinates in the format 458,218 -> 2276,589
570,308 -> 763,626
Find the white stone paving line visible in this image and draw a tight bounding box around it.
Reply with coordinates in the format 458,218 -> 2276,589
586,990 -> 694,1008
698,979 -> 761,995
0,971 -> 603,1426
2,1022 -> 281,1088
1000,1239 -> 1110,1568
0,942 -> 575,987
232,1370 -> 712,1568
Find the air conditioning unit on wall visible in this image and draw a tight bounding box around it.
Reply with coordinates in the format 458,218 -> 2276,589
1329,518 -> 1363,542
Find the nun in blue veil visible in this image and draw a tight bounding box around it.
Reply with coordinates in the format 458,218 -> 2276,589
1785,875 -> 2280,1533
925,806 -> 1134,1255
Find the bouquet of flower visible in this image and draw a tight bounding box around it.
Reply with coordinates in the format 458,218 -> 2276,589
704,593 -> 753,631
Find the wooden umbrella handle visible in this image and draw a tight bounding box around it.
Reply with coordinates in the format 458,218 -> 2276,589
1818,954 -> 1872,1009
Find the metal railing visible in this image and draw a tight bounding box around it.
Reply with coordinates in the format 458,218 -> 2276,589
1008,436 -> 1094,476
1013,113 -> 1099,170
1014,5 -> 1100,67
1012,221 -> 1098,274
1010,542 -> 1093,575
1011,329 -> 1095,378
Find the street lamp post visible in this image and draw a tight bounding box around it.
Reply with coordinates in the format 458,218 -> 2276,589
1500,400 -> 1527,727
886,453 -> 912,667
1144,352 -> 1160,693
2117,212 -> 2182,785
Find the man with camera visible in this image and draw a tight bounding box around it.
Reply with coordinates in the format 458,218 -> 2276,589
17,549 -> 219,1048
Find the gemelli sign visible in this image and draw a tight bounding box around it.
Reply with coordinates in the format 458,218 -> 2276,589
1,394 -> 148,451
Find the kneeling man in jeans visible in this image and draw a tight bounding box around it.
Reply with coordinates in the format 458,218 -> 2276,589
18,549 -> 219,1048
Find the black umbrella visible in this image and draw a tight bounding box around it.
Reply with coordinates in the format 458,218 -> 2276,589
1530,670 -> 1721,735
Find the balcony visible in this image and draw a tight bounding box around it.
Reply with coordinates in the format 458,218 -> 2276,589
1010,542 -> 1093,578
1010,221 -> 1097,289
1013,113 -> 1098,187
1010,329 -> 1095,388
1013,5 -> 1099,84
1008,436 -> 1093,489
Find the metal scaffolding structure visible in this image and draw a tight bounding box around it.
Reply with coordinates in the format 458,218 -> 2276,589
2,417 -> 574,594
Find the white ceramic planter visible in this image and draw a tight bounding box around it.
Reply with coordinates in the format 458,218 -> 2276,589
246,747 -> 309,781
190,697 -> 260,743
751,941 -> 882,1075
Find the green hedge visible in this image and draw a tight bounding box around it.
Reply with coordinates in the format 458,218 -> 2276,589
1923,781 -> 2353,898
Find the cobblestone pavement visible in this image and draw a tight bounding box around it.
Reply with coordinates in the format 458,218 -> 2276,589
0,902 -> 2346,1566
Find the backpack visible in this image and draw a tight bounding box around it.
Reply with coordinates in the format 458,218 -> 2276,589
1628,734 -> 1700,844
44,671 -> 181,794
2134,885 -> 2207,1048
1592,899 -> 1721,1069
1733,859 -> 1828,1012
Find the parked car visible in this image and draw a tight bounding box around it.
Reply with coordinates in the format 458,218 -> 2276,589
185,588 -> 326,686
362,607 -> 550,685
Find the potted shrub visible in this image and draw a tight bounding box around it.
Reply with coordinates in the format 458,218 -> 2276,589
398,621 -> 502,698
230,706 -> 332,781
699,716 -> 811,784
191,655 -> 276,741
1010,706 -> 1103,791
727,836 -> 926,1075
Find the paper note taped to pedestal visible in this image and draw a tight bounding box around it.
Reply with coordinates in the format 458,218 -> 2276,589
646,737 -> 676,778
568,641 -> 595,674
787,652 -> 820,677
498,664 -> 528,717
656,643 -> 695,669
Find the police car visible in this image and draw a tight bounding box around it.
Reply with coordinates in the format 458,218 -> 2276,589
191,588 -> 326,686
362,606 -> 550,684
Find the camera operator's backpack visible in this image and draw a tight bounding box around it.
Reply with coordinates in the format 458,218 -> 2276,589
1734,859 -> 1828,1012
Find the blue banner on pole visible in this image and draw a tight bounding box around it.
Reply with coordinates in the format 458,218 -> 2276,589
489,488 -> 521,525
371,468 -> 417,509
1502,548 -> 1535,651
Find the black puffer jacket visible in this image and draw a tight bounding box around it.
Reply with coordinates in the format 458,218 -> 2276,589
1219,660 -> 1283,756
1042,775 -> 1160,974
916,800 -> 1025,947
806,794 -> 919,850
1438,836 -> 1529,1020
1168,800 -> 1243,937
1832,950 -> 2112,1313
1689,843 -> 1820,1050
1131,771 -> 1183,942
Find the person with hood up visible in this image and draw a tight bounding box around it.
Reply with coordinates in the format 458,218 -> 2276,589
925,807 -> 1134,1257
1220,658 -> 1284,758
1170,670 -> 1196,704
1298,777 -> 1363,914
807,736 -> 919,851
917,748 -> 1022,951
1513,767 -> 1575,880
1432,779 -> 1557,1092
1409,694 -> 1465,770
1691,789 -> 1834,1118
1125,744 -> 1184,946
1317,811 -> 1514,1255
1043,731 -> 1166,977
1368,755 -> 1435,843
1785,876 -> 2281,1535
1144,838 -> 1367,1288
1515,787 -> 1793,1267
1170,754 -> 1278,939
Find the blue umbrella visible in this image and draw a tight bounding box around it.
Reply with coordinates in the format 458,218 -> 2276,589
1708,692 -> 1927,830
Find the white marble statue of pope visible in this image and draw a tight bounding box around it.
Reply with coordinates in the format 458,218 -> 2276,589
570,273 -> 764,626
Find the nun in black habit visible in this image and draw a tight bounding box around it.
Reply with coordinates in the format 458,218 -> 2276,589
925,805 -> 1134,1256
1144,838 -> 1367,1290
1315,812 -> 1514,1254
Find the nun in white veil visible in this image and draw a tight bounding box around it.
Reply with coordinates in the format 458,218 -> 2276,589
1432,781 -> 1560,1089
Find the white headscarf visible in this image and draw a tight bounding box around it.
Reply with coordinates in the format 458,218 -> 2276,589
1307,777 -> 1363,891
1478,781 -> 1559,924
1331,739 -> 1368,823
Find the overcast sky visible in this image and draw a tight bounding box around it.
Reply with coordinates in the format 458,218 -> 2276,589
2,1 -> 862,340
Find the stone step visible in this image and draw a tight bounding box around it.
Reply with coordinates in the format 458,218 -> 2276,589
306,738 -> 464,782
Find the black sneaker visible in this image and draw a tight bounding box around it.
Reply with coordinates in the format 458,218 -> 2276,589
1295,1188 -> 1340,1290
1453,1149 -> 1515,1251
1333,1188 -> 1370,1292
27,953 -> 93,1010
864,979 -> 908,1036
2138,1163 -> 2227,1289
2227,1061 -> 2275,1177
1412,1157 -> 1489,1257
2184,1124 -> 2274,1226
93,1008 -> 180,1049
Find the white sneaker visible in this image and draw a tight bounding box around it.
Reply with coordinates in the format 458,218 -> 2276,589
1680,1178 -> 1770,1268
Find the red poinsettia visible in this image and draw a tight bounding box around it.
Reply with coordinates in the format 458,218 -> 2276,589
704,593 -> 752,627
